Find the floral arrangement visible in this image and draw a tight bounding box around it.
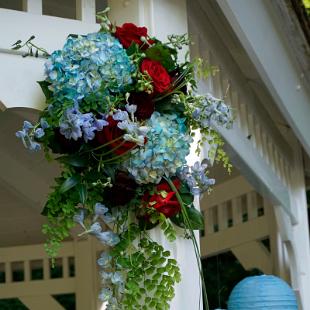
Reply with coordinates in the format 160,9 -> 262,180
15,9 -> 232,310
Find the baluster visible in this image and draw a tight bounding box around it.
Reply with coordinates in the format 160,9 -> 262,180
24,260 -> 30,282
261,130 -> 270,165
22,0 -> 43,14
5,262 -> 11,283
255,123 -> 263,157
43,258 -> 50,280
230,90 -> 241,128
76,0 -> 96,23
239,102 -> 249,137
246,191 -> 258,220
267,139 -> 276,172
218,202 -> 228,231
63,256 -> 69,278
206,207 -> 215,234
279,156 -> 288,187
232,196 -> 242,225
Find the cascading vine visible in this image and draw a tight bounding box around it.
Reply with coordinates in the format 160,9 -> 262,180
15,9 -> 233,310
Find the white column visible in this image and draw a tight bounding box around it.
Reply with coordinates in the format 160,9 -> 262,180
108,1 -> 202,309
272,139 -> 310,309
75,238 -> 98,310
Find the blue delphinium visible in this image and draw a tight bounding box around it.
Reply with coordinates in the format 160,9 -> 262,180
59,107 -> 108,142
178,160 -> 215,195
45,32 -> 135,102
192,94 -> 233,129
16,119 -> 49,152
123,112 -> 193,184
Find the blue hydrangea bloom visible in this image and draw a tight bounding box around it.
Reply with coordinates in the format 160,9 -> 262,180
45,32 -> 135,102
178,160 -> 215,195
192,94 -> 233,129
123,112 -> 193,184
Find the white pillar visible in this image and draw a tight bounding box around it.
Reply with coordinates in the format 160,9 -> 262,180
75,238 -> 98,310
273,140 -> 310,310
108,1 -> 202,309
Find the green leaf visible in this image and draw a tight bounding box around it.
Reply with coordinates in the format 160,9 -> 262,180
126,42 -> 139,56
37,81 -> 53,100
59,175 -> 80,193
184,206 -> 204,230
57,155 -> 88,168
180,193 -> 194,205
77,183 -> 87,204
171,206 -> 204,230
145,44 -> 176,71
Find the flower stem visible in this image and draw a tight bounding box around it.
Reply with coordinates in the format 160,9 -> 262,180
164,176 -> 209,310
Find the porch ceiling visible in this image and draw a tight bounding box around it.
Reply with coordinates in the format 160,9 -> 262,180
0,108 -> 60,247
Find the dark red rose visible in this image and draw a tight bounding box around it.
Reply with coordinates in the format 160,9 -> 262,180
114,23 -> 154,49
129,92 -> 155,120
49,128 -> 82,154
94,116 -> 136,155
105,171 -> 138,206
140,59 -> 171,93
143,179 -> 181,218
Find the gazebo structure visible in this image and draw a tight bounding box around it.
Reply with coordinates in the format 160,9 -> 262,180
0,1 -> 309,309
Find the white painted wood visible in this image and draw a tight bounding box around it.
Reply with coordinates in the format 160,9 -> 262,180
201,175 -> 253,208
231,196 -> 242,226
74,238 -> 98,310
76,0 -> 96,23
206,207 -> 215,234
24,260 -> 30,282
0,278 -> 75,298
108,2 -> 202,309
246,191 -> 258,221
4,262 -> 11,283
20,295 -> 65,310
0,9 -> 99,110
201,216 -> 268,257
218,202 -> 228,231
23,0 -> 43,15
216,0 -> 310,157
232,241 -> 272,274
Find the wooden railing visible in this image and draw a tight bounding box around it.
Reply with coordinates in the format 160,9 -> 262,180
0,242 -> 76,299
200,176 -> 269,257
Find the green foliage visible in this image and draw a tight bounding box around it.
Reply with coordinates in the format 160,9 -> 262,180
119,237 -> 181,310
145,44 -> 177,72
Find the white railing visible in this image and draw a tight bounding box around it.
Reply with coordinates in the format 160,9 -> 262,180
200,176 -> 269,257
0,242 -> 76,299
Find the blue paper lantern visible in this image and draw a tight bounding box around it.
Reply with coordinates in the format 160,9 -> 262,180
228,275 -> 298,309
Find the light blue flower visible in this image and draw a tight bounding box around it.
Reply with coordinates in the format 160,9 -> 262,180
95,231 -> 120,246
45,32 -> 135,102
192,94 -> 233,129
178,161 -> 215,195
94,203 -> 109,216
34,128 -> 45,139
99,288 -> 113,302
89,222 -> 102,235
123,112 -> 193,184
73,209 -> 86,227
111,272 -> 124,285
59,107 -> 108,142
97,252 -> 112,268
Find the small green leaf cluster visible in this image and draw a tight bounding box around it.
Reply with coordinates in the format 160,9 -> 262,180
120,238 -> 181,310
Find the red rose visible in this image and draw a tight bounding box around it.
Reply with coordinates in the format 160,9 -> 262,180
114,23 -> 154,49
94,116 -> 136,155
140,59 -> 171,93
128,92 -> 155,120
143,179 -> 181,218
